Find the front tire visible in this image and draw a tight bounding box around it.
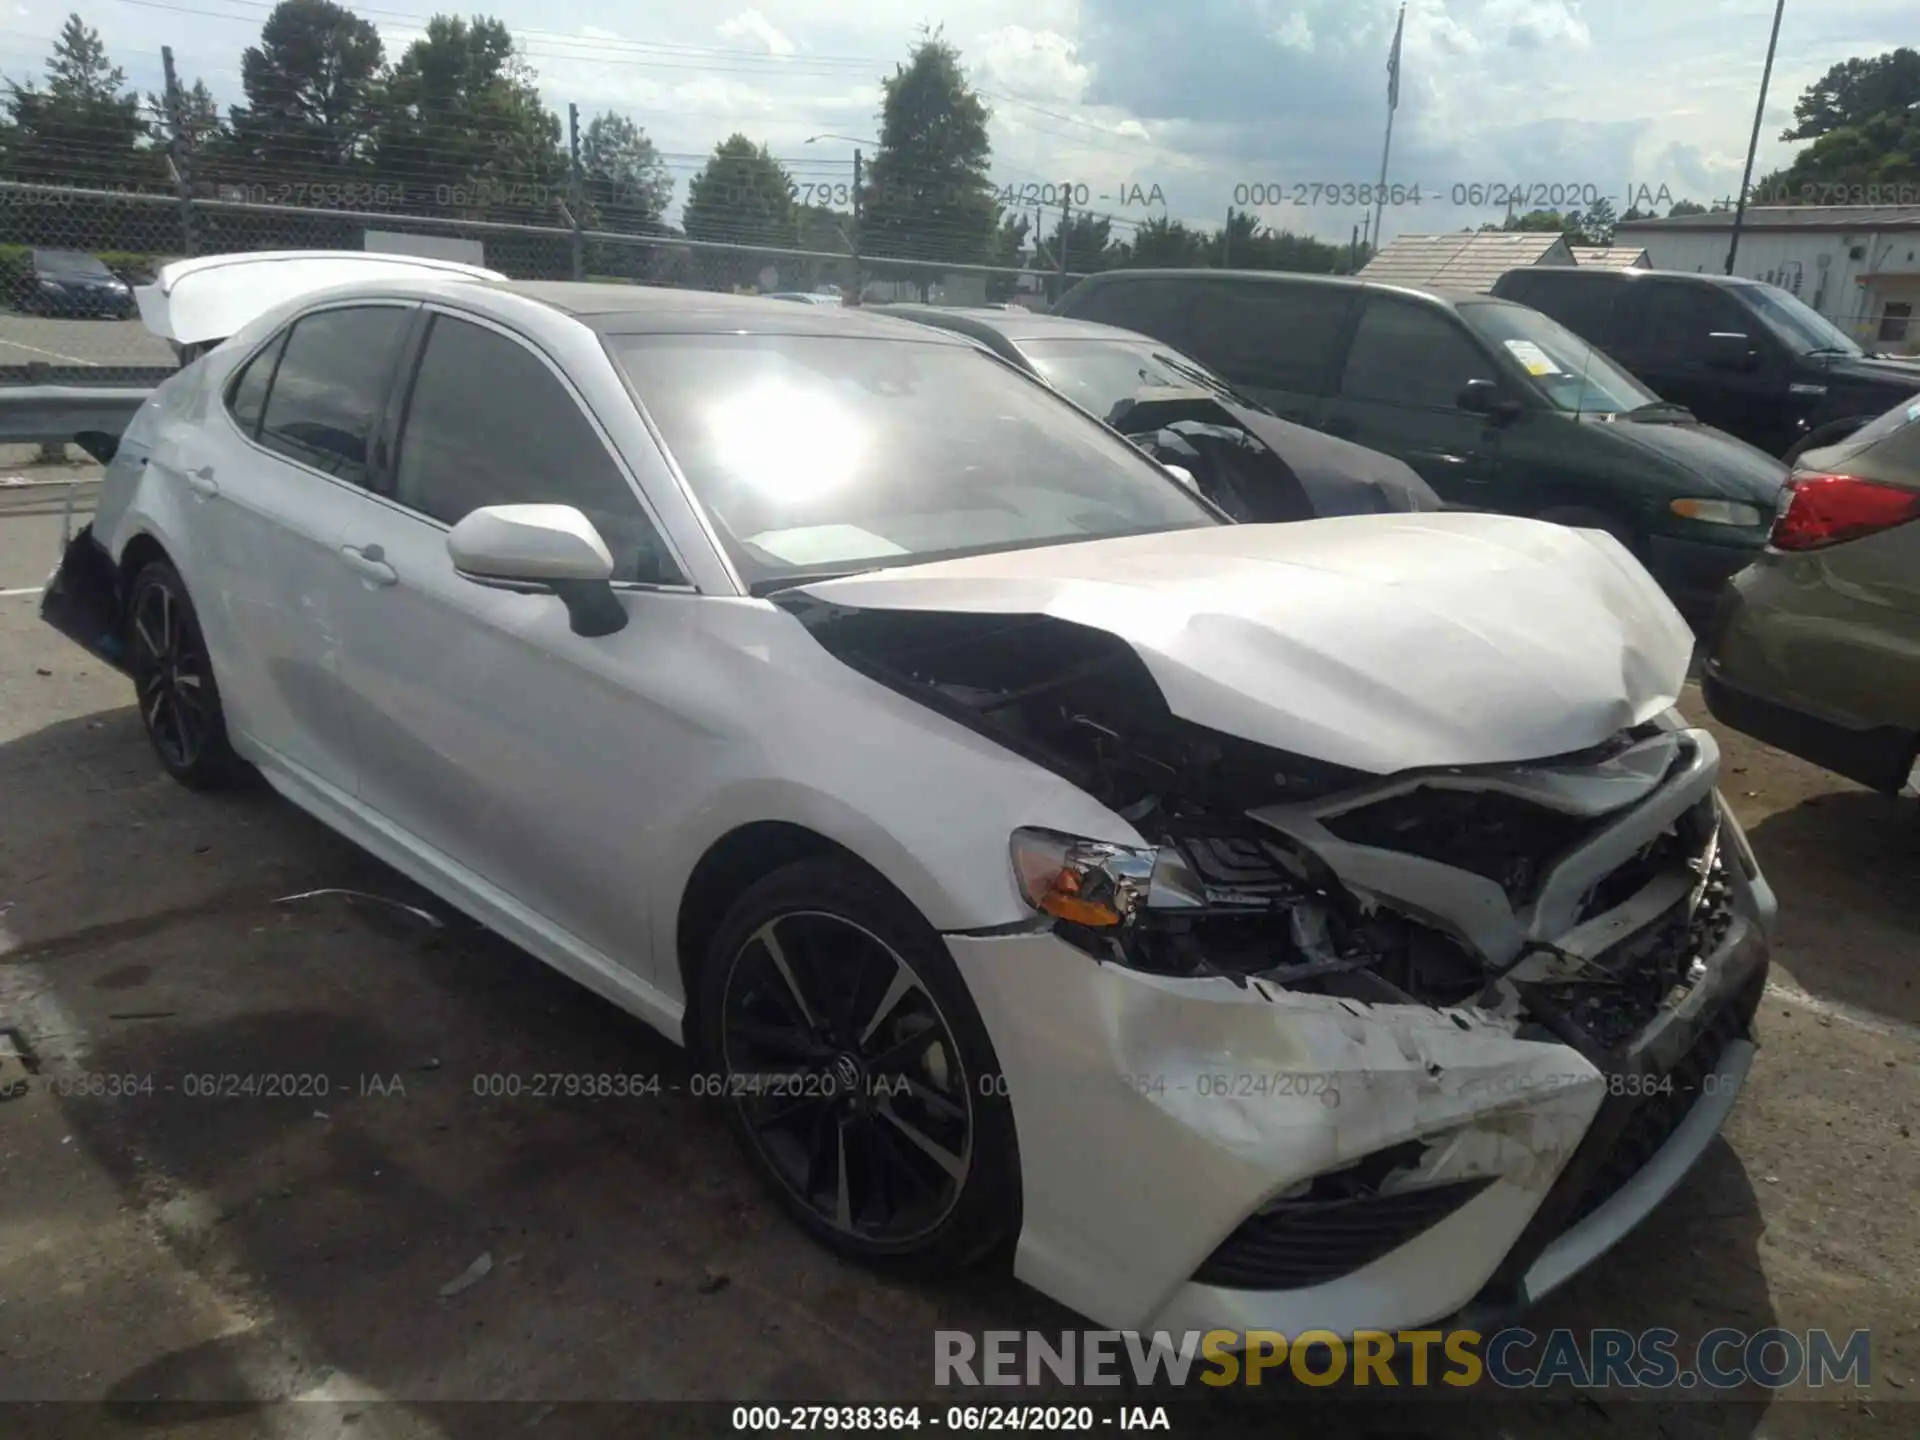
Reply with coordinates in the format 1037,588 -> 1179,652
126,559 -> 249,790
694,857 -> 1021,1274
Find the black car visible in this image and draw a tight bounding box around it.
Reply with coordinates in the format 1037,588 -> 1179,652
1051,269 -> 1790,620
17,248 -> 137,318
1491,266 -> 1920,461
866,303 -> 1441,520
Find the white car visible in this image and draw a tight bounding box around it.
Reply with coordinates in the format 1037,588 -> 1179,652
41,270 -> 1776,1338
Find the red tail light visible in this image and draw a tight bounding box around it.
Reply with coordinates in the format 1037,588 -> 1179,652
1771,474 -> 1920,551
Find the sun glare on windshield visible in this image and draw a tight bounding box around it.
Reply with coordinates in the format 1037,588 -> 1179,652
708,381 -> 866,502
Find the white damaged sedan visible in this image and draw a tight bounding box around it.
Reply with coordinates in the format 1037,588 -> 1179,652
41,272 -> 1775,1338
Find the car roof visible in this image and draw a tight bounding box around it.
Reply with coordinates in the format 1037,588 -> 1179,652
1064,267 -> 1496,310
1501,266 -> 1769,288
870,304 -> 1159,346
499,282 -> 974,341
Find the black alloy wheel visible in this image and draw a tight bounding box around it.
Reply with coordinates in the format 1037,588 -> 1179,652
698,858 -> 1020,1271
127,559 -> 248,789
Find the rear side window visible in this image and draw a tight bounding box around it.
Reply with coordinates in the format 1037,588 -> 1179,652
1195,281 -> 1355,396
1339,298 -> 1495,409
392,314 -> 681,585
225,331 -> 285,438
1512,274 -> 1626,347
1058,278 -> 1202,353
257,305 -> 411,485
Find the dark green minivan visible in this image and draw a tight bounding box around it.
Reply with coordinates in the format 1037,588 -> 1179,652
1052,269 -> 1791,618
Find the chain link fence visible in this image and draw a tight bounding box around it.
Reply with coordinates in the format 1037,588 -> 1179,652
0,177 -> 1080,371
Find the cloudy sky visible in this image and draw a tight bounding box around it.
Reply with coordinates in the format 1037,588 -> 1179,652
3,0 -> 1913,242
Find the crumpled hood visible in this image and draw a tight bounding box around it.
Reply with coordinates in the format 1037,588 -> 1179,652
796,512 -> 1695,774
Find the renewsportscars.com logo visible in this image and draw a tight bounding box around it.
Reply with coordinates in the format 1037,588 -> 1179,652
934,1328 -> 1873,1391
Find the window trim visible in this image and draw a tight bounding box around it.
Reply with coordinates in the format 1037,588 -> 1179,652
225,298 -> 421,494
381,303 -> 697,594
1337,293 -> 1504,412
221,326 -> 289,442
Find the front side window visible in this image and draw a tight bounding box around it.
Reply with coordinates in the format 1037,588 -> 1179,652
1459,301 -> 1655,416
1634,282 -> 1751,363
1340,298 -> 1495,409
257,305 -> 411,485
393,314 -> 681,585
608,333 -> 1217,590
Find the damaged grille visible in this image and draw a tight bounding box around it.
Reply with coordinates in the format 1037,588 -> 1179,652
1323,788 -> 1606,902
1525,842 -> 1737,1054
1559,967 -> 1762,1231
1193,1177 -> 1495,1290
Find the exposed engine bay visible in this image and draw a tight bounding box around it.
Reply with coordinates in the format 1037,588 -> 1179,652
784,600 -> 1732,1060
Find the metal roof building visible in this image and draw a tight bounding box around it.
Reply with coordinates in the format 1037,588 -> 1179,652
1358,232 -> 1574,290
1569,245 -> 1650,268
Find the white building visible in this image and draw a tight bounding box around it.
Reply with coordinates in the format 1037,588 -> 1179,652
1614,205 -> 1920,354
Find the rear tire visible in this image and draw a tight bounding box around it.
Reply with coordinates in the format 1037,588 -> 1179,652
126,559 -> 250,791
693,857 -> 1021,1275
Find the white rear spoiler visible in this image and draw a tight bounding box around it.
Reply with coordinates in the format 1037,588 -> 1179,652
136,249 -> 506,348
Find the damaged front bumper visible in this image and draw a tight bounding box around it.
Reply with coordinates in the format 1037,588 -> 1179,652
946,728 -> 1775,1336
38,522 -> 130,674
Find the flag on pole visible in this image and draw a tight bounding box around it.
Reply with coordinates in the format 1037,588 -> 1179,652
1387,3 -> 1406,110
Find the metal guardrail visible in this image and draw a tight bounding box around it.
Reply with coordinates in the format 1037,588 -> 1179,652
0,364 -> 170,445
0,385 -> 153,445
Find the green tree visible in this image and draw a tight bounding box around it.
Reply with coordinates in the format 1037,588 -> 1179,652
1573,196 -> 1617,245
985,210 -> 1030,300
1120,215 -> 1207,268
1784,49 -> 1920,141
225,0 -> 385,178
375,15 -> 566,219
579,111 -> 671,227
863,29 -> 999,291
682,133 -> 797,288
1668,199 -> 1708,217
1757,47 -> 1920,201
1,13 -> 158,187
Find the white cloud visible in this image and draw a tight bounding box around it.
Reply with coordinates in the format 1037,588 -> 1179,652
717,9 -> 798,57
973,26 -> 1089,104
1273,13 -> 1315,52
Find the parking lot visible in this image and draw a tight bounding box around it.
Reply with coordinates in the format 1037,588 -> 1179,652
1,467 -> 1917,1440
0,315 -> 175,369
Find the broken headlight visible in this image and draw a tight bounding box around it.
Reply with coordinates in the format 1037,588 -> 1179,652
1008,827 -> 1206,928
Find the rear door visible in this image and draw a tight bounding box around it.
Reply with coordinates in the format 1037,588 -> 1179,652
1319,294 -> 1509,509
186,302 -> 415,794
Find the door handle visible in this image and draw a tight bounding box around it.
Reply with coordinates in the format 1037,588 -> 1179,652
186,466 -> 218,498
340,543 -> 398,587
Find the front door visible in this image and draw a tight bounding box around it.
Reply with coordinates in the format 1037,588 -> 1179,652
330,308 -> 694,981
1612,280 -> 1791,449
1319,295 -> 1508,510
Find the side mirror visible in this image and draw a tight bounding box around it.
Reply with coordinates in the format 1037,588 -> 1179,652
1705,331 -> 1761,372
447,503 -> 627,637
1459,378 -> 1519,418
1163,463 -> 1200,492
73,429 -> 118,465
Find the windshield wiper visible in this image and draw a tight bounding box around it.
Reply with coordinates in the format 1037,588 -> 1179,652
1804,346 -> 1858,358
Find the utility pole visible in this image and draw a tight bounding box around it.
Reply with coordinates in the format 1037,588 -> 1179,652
1223,204 -> 1232,267
1056,192 -> 1070,301
1350,222 -> 1361,273
567,103 -> 584,281
850,148 -> 863,305
1727,0 -> 1786,275
161,46 -> 196,257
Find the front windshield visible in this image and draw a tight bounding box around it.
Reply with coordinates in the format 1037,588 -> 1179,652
1459,301 -> 1657,415
1018,337 -> 1238,418
34,249 -> 113,279
1738,283 -> 1863,357
609,332 -> 1218,590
